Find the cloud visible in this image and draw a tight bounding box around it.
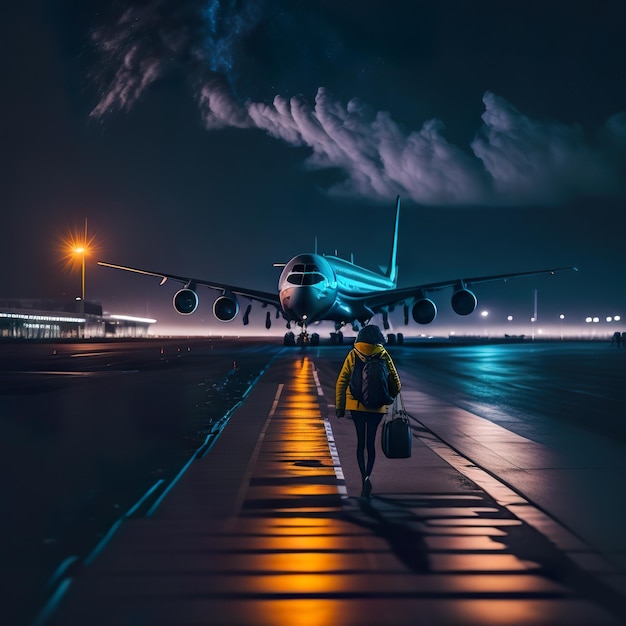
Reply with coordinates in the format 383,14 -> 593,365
251,89 -> 626,205
248,89 -> 491,203
472,93 -> 625,204
89,0 -> 256,128
90,0 -> 626,206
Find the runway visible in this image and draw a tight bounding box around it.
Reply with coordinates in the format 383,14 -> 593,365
0,338 -> 281,625
1,338 -> 625,624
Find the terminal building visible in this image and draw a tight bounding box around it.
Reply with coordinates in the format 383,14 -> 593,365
0,298 -> 156,340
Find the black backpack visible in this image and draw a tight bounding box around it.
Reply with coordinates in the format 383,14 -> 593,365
349,349 -> 393,408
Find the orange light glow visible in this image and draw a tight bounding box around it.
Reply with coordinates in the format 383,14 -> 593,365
224,356 -> 348,626
57,219 -> 100,300
58,220 -> 99,273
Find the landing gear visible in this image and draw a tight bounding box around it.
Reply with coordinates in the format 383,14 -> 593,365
386,332 -> 404,345
296,331 -> 320,346
284,322 -> 320,347
329,331 -> 344,345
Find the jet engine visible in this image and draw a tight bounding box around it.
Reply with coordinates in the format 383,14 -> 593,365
173,288 -> 199,315
213,294 -> 239,322
451,288 -> 477,316
412,298 -> 437,324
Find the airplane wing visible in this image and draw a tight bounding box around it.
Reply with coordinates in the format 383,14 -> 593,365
98,262 -> 282,308
359,266 -> 579,311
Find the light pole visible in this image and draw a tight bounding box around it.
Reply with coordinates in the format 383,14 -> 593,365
74,246 -> 86,301
73,218 -> 89,303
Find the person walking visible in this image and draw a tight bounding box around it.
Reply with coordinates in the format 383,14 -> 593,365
335,324 -> 401,498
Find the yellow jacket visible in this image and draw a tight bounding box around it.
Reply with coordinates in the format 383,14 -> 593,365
335,341 -> 401,414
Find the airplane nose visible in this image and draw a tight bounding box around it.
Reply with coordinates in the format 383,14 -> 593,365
282,286 -> 329,322
290,289 -> 315,319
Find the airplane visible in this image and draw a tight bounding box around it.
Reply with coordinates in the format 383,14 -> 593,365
98,197 -> 577,346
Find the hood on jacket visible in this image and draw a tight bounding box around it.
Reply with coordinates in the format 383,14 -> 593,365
356,324 -> 385,345
354,341 -> 385,358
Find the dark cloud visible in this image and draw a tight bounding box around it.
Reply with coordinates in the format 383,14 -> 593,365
472,93 -> 626,204
89,0 -> 626,207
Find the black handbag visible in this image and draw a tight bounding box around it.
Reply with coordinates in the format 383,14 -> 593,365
381,393 -> 412,458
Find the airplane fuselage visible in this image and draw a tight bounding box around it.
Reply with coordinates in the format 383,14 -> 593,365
278,253 -> 395,325
98,195 -> 576,343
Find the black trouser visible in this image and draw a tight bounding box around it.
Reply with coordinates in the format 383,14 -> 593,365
350,410 -> 383,479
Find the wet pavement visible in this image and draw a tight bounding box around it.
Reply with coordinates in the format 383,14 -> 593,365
40,351 -> 626,626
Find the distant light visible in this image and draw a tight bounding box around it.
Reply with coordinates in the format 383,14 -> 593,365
507,315 -> 513,321
585,317 -> 592,323
607,316 -> 613,323
74,247 -> 85,254
531,317 -> 536,323
593,317 -> 600,323
559,314 -> 565,320
480,310 -> 488,317
110,314 -> 157,324
0,312 -> 85,323
614,315 -> 621,322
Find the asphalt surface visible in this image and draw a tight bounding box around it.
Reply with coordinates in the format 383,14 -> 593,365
1,338 -> 625,624
0,338 -> 281,625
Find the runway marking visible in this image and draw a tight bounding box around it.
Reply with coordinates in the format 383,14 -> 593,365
312,362 -> 347,497
312,369 -> 324,396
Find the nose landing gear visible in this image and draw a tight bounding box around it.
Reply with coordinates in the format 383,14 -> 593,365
284,321 -> 320,346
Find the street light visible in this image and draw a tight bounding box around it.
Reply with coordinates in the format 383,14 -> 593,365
59,218 -> 95,301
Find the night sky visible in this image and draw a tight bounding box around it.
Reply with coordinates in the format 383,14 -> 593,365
2,1 -> 625,336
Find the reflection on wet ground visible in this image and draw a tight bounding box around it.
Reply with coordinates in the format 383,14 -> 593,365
46,352 -> 625,625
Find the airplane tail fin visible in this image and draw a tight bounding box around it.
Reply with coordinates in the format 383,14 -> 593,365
385,196 -> 400,284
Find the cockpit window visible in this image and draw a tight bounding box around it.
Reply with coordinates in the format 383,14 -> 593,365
291,263 -> 319,272
285,258 -> 328,286
286,272 -> 325,285
302,273 -> 324,285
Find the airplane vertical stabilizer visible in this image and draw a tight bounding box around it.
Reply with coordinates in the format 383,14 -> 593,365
385,196 -> 400,284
